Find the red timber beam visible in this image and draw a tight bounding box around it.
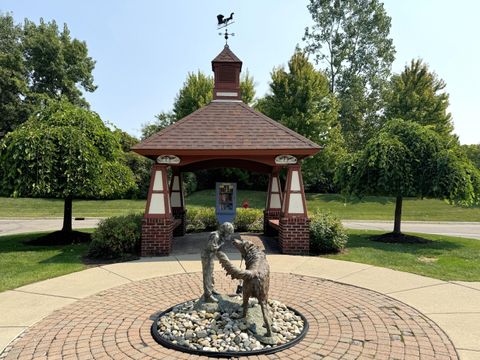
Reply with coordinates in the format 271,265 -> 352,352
169,168 -> 186,236
264,167 -> 283,236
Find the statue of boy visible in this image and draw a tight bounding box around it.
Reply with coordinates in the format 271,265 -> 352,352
201,222 -> 234,302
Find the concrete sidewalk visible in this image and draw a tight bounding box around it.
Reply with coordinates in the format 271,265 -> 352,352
1,254 -> 479,359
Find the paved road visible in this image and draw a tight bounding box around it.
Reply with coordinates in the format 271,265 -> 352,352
0,218 -> 101,236
0,218 -> 479,239
343,220 -> 480,240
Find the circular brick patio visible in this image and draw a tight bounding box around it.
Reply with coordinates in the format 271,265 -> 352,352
0,272 -> 458,360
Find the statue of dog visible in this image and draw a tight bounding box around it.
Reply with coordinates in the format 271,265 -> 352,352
216,238 -> 272,337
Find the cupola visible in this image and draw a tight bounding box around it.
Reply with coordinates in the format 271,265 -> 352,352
211,45 -> 243,101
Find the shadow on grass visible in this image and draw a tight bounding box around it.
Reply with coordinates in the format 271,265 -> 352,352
0,231 -> 90,261
346,232 -> 463,255
306,193 -> 394,205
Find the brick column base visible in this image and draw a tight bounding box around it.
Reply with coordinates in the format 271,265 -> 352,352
279,217 -> 310,255
141,217 -> 173,256
172,208 -> 186,237
263,209 -> 281,236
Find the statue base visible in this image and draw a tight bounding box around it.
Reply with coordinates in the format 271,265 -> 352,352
151,294 -> 308,357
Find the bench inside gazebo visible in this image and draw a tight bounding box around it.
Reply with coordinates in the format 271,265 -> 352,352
132,45 -> 320,256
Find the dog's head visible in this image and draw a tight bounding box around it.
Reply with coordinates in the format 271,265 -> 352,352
232,238 -> 257,258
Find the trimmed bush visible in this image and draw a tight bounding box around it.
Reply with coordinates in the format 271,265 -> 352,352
88,213 -> 143,258
309,211 -> 348,254
234,208 -> 263,232
186,207 -> 219,232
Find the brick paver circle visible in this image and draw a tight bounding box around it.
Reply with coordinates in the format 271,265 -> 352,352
0,272 -> 458,360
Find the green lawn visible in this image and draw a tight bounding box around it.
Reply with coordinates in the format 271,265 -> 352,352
329,230 -> 480,281
0,190 -> 479,221
0,229 -> 479,293
0,231 -> 90,292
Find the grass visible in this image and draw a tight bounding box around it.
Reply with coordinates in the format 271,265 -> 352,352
327,229 -> 480,281
0,230 -> 91,292
1,190 -> 479,221
1,228 -> 479,293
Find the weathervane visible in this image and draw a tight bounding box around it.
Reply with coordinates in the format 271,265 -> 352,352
217,12 -> 235,45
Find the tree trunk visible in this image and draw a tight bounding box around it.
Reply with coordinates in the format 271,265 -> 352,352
393,195 -> 403,235
62,196 -> 73,232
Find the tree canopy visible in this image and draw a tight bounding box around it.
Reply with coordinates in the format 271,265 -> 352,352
0,14 -> 96,135
0,98 -> 134,234
172,70 -> 256,120
0,13 -> 30,134
337,119 -> 480,237
257,49 -> 345,191
304,0 -> 396,150
462,144 -> 480,169
385,59 -> 454,137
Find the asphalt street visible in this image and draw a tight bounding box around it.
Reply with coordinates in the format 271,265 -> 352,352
0,218 -> 479,239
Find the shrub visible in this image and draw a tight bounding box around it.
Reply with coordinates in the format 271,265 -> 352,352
234,208 -> 263,232
309,211 -> 348,254
88,213 -> 143,258
186,207 -> 218,232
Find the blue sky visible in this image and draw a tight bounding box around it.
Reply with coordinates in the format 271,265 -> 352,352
2,0 -> 479,144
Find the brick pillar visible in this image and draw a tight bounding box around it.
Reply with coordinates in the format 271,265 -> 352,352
141,164 -> 174,256
141,217 -> 173,256
170,169 -> 186,236
279,164 -> 310,255
263,168 -> 283,236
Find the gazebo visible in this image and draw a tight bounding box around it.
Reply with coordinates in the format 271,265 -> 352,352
132,45 -> 320,256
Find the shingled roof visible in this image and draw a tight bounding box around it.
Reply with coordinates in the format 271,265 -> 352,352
132,101 -> 320,157
211,45 -> 242,65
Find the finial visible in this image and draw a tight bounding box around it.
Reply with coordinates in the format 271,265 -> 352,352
219,28 -> 235,45
216,12 -> 235,45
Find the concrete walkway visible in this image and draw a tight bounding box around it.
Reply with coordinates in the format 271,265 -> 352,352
1,249 -> 479,358
1,218 -> 479,239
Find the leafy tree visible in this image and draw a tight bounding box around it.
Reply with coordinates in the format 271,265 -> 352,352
0,98 -> 135,238
173,71 -> 213,120
462,144 -> 480,169
0,15 -> 97,135
239,70 -> 256,106
112,128 -> 153,199
0,13 -> 30,134
22,18 -> 96,107
304,0 -> 396,150
141,111 -> 177,140
385,59 -> 454,137
172,70 -> 256,120
337,119 -> 480,238
256,49 -> 345,191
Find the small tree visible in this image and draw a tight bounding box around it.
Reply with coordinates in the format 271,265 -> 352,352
0,98 -> 134,241
337,119 -> 480,239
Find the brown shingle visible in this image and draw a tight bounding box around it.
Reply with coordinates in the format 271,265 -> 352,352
211,45 -> 242,64
132,101 -> 321,154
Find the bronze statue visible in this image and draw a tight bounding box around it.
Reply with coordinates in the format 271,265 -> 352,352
216,238 -> 273,337
201,222 -> 234,303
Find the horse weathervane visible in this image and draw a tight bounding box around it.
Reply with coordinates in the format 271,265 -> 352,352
217,12 -> 235,45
